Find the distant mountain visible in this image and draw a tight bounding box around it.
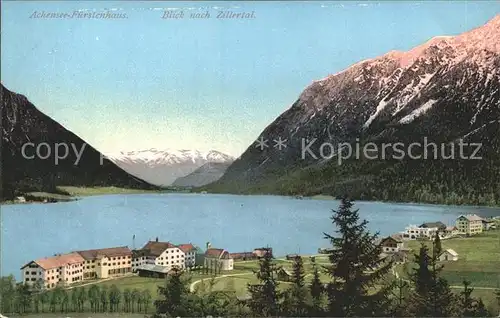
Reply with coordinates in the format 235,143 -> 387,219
0,84 -> 155,200
172,161 -> 233,187
208,15 -> 500,206
108,149 -> 234,186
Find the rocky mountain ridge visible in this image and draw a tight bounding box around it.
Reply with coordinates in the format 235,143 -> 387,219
210,15 -> 500,205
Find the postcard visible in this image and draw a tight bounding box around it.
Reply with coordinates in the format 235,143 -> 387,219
1,1 -> 499,317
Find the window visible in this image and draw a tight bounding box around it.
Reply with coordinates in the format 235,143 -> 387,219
25,271 -> 29,275
25,278 -> 29,282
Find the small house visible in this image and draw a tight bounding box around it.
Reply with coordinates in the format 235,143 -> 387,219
136,264 -> 170,278
438,249 -> 459,262
277,268 -> 292,282
482,219 -> 496,231
444,226 -> 459,237
229,252 -> 256,261
380,235 -> 404,253
15,196 -> 26,203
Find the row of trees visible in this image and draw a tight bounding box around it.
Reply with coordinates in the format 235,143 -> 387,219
0,279 -> 153,315
153,198 -> 500,317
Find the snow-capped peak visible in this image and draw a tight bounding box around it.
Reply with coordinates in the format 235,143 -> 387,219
106,148 -> 234,165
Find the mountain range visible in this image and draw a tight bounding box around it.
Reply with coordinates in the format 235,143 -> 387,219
0,84 -> 155,200
108,149 -> 234,186
207,15 -> 500,206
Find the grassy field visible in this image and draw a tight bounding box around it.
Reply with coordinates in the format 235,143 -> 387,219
397,229 -> 500,288
58,186 -> 163,196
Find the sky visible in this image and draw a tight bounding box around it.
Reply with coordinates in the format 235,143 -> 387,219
2,1 -> 499,156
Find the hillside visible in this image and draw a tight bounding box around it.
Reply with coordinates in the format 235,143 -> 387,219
207,15 -> 500,206
1,84 -> 155,200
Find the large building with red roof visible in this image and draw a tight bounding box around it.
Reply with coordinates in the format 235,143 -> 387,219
21,252 -> 85,289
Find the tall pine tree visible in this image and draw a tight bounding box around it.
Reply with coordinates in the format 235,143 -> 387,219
284,256 -> 308,316
408,233 -> 457,317
247,249 -> 282,316
154,267 -> 191,317
324,197 -> 393,316
309,257 -> 325,316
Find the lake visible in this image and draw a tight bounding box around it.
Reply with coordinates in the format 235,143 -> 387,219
2,193 -> 500,280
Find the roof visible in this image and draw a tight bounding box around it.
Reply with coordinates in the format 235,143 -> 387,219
229,252 -> 255,259
22,253 -> 85,270
76,246 -> 131,260
380,236 -> 402,245
420,222 -> 446,229
278,268 -> 292,276
445,226 -> 457,231
178,243 -> 196,253
141,241 -> 177,257
457,214 -> 483,222
254,247 -> 272,251
205,248 -> 232,259
482,219 -> 495,223
390,234 -> 404,242
136,264 -> 170,273
441,249 -> 458,257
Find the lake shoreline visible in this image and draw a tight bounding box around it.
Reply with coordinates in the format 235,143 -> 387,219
2,190 -> 500,209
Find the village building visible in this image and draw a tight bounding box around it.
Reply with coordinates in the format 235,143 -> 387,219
419,221 -> 447,231
204,248 -> 234,271
444,226 -> 459,238
456,215 -> 483,235
136,264 -> 171,279
253,247 -> 273,258
380,235 -> 404,253
277,268 -> 292,282
76,246 -> 132,279
132,239 -> 186,272
438,249 -> 459,261
15,196 -> 26,203
401,225 -> 438,240
21,253 -> 85,289
229,252 -> 256,261
178,243 -> 197,268
482,219 -> 496,231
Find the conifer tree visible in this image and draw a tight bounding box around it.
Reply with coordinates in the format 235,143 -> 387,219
460,280 -> 493,317
324,197 -> 393,316
284,256 -> 308,316
460,280 -> 476,317
408,235 -> 457,317
247,250 -> 282,316
309,257 -> 324,316
154,267 -> 191,317
390,278 -> 410,316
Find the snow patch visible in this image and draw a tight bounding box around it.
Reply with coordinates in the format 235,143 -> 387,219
399,100 -> 438,124
363,98 -> 389,128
